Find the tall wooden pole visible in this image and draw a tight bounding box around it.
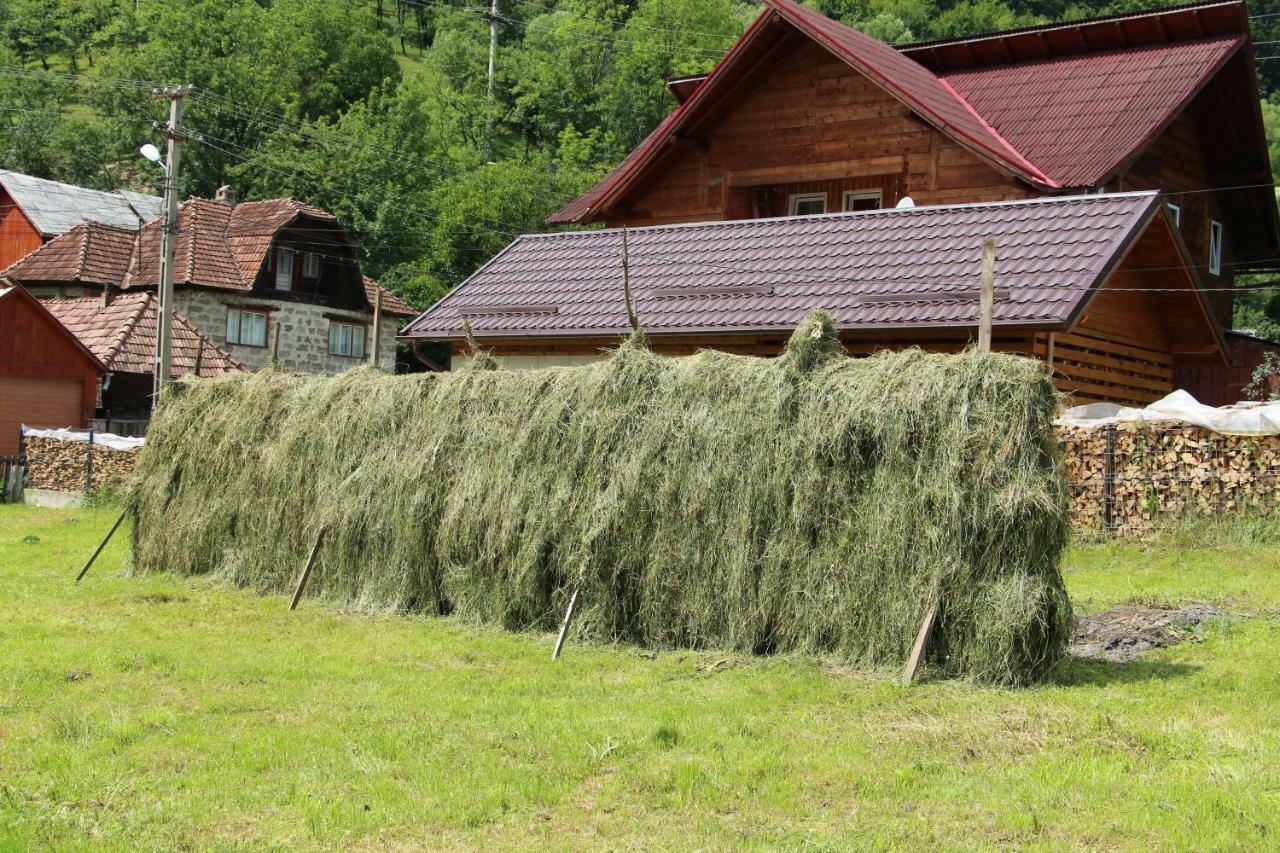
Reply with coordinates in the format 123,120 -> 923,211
369,288 -> 383,366
152,85 -> 189,407
978,238 -> 996,354
485,0 -> 499,159
620,226 -> 638,331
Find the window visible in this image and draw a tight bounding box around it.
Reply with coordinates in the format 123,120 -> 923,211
842,190 -> 883,212
1166,202 -> 1180,227
1209,220 -> 1223,276
302,252 -> 321,279
226,308 -> 268,347
328,321 -> 366,358
274,247 -> 294,291
788,193 -> 827,216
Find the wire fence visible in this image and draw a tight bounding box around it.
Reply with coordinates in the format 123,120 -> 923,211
1058,422 -> 1280,535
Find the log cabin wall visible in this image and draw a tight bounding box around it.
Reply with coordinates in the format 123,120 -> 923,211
604,39 -> 1030,228
1114,110 -> 1233,326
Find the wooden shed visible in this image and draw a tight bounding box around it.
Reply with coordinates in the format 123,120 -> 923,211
0,285 -> 105,454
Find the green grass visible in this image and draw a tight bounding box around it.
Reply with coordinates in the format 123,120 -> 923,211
2,504 -> 1278,849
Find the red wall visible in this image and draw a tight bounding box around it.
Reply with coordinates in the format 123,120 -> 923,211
0,188 -> 46,272
0,287 -> 102,454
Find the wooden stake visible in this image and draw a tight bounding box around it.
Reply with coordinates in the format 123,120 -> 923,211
552,586 -> 581,661
620,227 -> 639,332
978,238 -> 996,354
902,603 -> 937,684
461,316 -> 480,355
76,509 -> 127,582
289,528 -> 327,611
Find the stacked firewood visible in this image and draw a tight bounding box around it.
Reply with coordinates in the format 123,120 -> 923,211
1055,421 -> 1280,533
23,436 -> 138,494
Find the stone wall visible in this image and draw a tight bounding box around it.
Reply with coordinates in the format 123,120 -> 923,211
176,289 -> 402,374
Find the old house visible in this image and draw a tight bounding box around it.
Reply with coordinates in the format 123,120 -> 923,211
44,293 -> 244,427
402,0 -> 1277,406
0,285 -> 105,455
0,169 -> 161,270
5,189 -> 417,375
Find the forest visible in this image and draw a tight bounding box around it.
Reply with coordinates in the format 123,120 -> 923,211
1,0 -> 1279,329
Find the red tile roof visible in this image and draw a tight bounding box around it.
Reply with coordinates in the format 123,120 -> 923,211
3,221 -> 136,286
550,0 -> 1263,225
43,292 -> 245,377
363,276 -> 417,317
408,193 -> 1193,341
942,36 -> 1242,187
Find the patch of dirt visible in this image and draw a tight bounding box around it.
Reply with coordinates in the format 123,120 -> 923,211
1069,604 -> 1221,662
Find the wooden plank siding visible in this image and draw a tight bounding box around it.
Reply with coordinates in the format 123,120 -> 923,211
603,39 -> 1029,228
0,188 -> 46,272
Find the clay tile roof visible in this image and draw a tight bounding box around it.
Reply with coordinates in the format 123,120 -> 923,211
363,276 -> 417,317
2,221 -> 136,286
407,193 -> 1176,340
940,36 -> 1242,187
228,197 -> 335,235
125,198 -> 246,290
43,292 -> 245,378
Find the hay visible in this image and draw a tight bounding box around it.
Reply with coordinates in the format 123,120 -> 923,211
128,311 -> 1071,685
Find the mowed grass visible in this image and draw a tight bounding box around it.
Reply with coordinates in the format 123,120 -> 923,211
1,505 -> 1278,850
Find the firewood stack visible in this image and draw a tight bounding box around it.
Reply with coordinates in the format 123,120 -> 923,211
1054,420 -> 1280,534
23,436 -> 139,494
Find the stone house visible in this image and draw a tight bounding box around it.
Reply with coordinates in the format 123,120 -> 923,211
4,187 -> 416,376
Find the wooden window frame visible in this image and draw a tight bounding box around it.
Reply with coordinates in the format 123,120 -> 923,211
275,247 -> 294,291
302,251 -> 321,279
1208,220 -> 1223,276
842,189 -> 883,212
328,319 -> 366,358
226,307 -> 269,348
787,192 -> 827,217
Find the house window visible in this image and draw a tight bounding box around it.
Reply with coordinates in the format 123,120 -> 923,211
328,321 -> 365,358
842,190 -> 883,212
303,252 -> 321,279
788,193 -> 827,216
275,247 -> 294,291
226,308 -> 268,347
1209,220 -> 1223,276
1166,202 -> 1180,227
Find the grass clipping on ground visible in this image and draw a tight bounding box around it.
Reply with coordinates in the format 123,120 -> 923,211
128,311 -> 1071,685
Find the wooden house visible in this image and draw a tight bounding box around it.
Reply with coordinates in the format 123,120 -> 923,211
0,285 -> 105,455
401,0 -> 1279,406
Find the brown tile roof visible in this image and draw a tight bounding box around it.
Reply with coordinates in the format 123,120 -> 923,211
405,193 -> 1194,341
2,221 -> 136,286
363,276 -> 417,317
43,292 -> 245,378
5,196 -> 357,294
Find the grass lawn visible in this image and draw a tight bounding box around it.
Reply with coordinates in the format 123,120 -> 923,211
2,504 -> 1278,849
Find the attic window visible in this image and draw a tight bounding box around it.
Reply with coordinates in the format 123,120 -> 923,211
842,190 -> 882,212
788,193 -> 827,216
303,252 -> 321,279
1209,220 -> 1223,276
275,247 -> 294,291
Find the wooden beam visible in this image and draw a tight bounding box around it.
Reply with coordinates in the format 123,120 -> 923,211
289,528 -> 327,611
75,509 -> 127,583
552,586 -> 581,661
902,604 -> 937,684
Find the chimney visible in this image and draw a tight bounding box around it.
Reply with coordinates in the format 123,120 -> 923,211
215,185 -> 237,206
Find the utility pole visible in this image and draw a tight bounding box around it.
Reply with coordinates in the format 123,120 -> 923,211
151,85 -> 191,406
485,0 -> 499,159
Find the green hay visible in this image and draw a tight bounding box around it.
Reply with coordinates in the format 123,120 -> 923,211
128,311 -> 1071,685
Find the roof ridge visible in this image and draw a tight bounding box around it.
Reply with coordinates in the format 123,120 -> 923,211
104,291 -> 152,370
185,200 -> 199,284
74,222 -> 90,281
900,0 -> 1243,52
534,191 -> 1160,238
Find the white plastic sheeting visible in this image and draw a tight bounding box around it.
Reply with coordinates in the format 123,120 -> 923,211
21,426 -> 145,451
1055,390 -> 1280,436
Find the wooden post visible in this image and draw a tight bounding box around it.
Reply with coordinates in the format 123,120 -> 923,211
978,239 -> 996,354
552,586 -> 581,661
85,429 -> 94,494
76,509 -> 127,582
902,603 -> 937,684
620,227 -> 639,331
289,528 -> 327,611
461,316 -> 480,355
192,344 -> 203,379
369,288 -> 383,366
270,321 -> 281,365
